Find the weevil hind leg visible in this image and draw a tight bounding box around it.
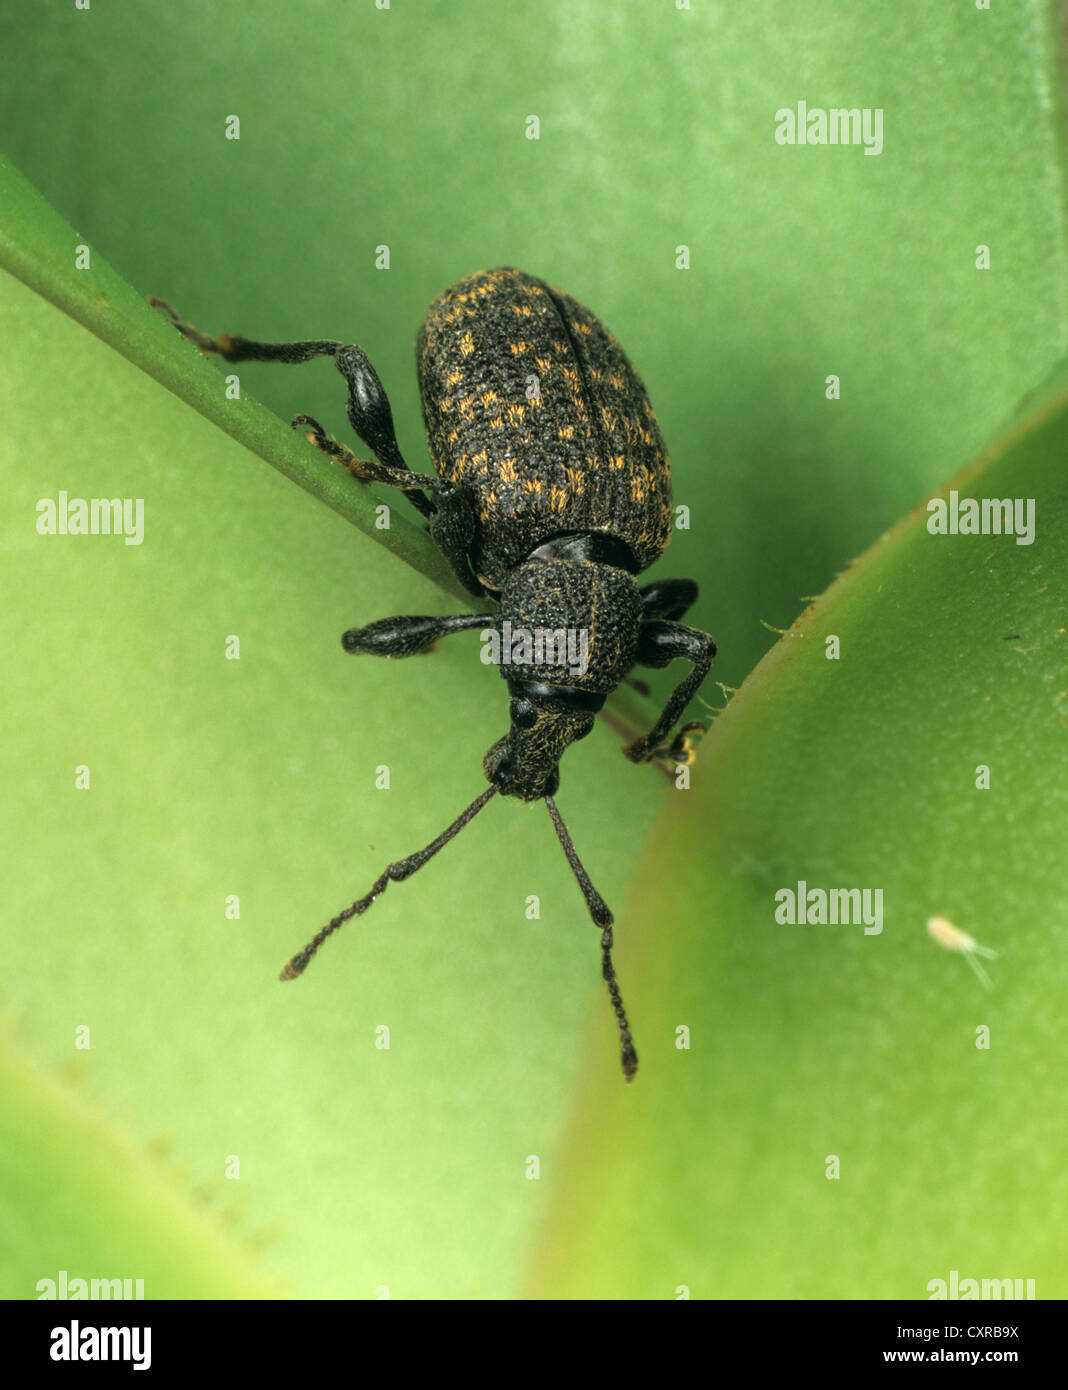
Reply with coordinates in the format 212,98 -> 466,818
150,295 -> 488,594
294,417 -> 484,597
298,405 -> 484,594
148,296 -> 441,517
331,345 -> 438,520
291,412 -> 436,495
427,485 -> 487,597
148,297 -> 346,364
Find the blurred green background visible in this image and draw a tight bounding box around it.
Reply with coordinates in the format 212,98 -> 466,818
1,1 -> 1065,1299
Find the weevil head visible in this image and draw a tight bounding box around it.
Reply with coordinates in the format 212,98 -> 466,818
483,555 -> 643,800
483,691 -> 597,801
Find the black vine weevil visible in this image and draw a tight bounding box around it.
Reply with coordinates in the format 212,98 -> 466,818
153,267 -> 716,1080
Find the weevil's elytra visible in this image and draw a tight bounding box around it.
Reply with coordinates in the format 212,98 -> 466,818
152,267 -> 717,1082
418,268 -> 674,591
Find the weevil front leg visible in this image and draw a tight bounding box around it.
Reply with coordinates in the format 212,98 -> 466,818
623,620 -> 716,764
342,611 -> 495,658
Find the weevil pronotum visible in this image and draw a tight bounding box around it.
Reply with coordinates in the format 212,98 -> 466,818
153,267 -> 716,1080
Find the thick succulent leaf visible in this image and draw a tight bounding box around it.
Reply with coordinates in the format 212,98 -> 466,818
527,362 -> 1068,1298
1,0 -> 1064,1300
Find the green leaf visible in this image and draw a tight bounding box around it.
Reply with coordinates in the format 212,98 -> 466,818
0,1030 -> 285,1299
528,361 -> 1068,1298
1,0 -> 1065,1301
0,153 -> 463,597
0,263 -> 669,1299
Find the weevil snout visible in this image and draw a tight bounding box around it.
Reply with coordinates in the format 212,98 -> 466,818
483,701 -> 595,801
483,734 -> 560,801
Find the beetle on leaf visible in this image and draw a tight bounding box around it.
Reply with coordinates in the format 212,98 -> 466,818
153,268 -> 716,1081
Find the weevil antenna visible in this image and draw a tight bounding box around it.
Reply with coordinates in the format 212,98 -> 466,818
545,795 -> 638,1081
545,795 -> 612,927
280,785 -> 498,981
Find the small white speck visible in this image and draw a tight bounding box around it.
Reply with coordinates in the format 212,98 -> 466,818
926,916 -> 998,990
